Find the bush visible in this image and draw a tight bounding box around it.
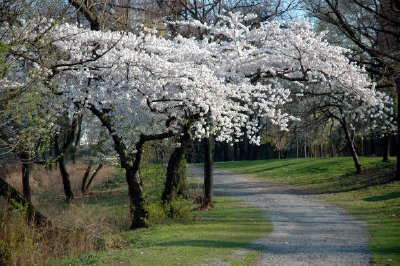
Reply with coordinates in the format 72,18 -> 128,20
164,196 -> 192,224
0,204 -> 45,265
145,202 -> 167,224
0,200 -> 103,265
145,196 -> 193,225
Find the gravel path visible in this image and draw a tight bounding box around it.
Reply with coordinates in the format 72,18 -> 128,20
187,165 -> 371,266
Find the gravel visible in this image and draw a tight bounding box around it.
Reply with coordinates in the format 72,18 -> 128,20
187,165 -> 371,266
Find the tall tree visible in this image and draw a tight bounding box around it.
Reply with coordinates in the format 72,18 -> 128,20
303,0 -> 400,178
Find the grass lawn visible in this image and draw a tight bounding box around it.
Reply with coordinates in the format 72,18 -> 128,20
215,157 -> 400,265
51,197 -> 270,266
40,164 -> 271,266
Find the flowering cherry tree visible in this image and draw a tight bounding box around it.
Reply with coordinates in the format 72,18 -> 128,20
174,12 -> 395,172
1,13 -> 394,228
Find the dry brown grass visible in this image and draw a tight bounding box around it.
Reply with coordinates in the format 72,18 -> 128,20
0,159 -> 122,265
0,198 -> 113,266
1,160 -> 116,196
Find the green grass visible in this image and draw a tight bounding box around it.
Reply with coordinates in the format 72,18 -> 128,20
215,157 -> 394,193
45,163 -> 271,266
215,157 -> 399,265
52,197 -> 271,266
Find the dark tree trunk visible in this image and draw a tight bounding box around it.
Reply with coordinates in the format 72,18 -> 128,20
360,137 -> 364,156
126,167 -> 148,229
253,144 -> 259,160
53,111 -> 81,202
162,124 -> 191,202
248,143 -> 253,160
19,152 -> 31,202
203,136 -> 213,208
58,156 -> 74,202
72,112 -> 83,164
85,164 -> 103,191
396,84 -> 400,181
370,137 -> 376,155
81,162 -> 93,193
341,119 -> 362,173
0,176 -> 49,227
383,135 -> 390,162
89,105 -> 173,229
223,142 -> 230,161
319,144 -> 323,158
234,143 -> 239,160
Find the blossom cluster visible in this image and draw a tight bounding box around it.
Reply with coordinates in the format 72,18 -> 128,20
0,12 -> 394,154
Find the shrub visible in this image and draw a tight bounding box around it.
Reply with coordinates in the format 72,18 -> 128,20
164,196 -> 192,224
0,200 -> 105,265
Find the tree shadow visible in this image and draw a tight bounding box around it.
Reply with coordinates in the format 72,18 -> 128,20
157,239 -> 267,251
364,192 -> 400,202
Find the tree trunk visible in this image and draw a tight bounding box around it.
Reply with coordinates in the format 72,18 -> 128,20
88,105 -> 173,229
383,135 -> 390,162
81,162 -> 93,193
53,111 -> 81,202
223,142 -> 230,161
19,152 -> 31,202
203,136 -> 213,208
162,125 -> 191,202
234,143 -> 239,160
360,136 -> 364,156
126,167 -> 148,229
396,83 -> 400,181
0,176 -> 49,227
58,156 -> 74,203
341,119 -> 362,173
72,112 -> 83,164
319,144 -> 323,158
85,164 -> 103,191
370,137 -> 376,155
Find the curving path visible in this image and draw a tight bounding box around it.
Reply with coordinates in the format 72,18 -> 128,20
187,165 -> 371,266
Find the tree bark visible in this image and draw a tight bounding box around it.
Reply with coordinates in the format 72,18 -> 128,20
58,156 -> 74,203
0,176 -> 49,227
89,105 -> 156,229
71,112 -> 83,164
396,82 -> 400,181
383,135 -> 390,162
319,143 -> 323,158
81,162 -> 93,193
126,167 -> 148,229
84,164 -> 103,191
234,142 -> 239,160
19,152 -> 31,202
341,119 -> 362,173
162,124 -> 191,202
54,110 -> 81,202
203,136 -> 213,208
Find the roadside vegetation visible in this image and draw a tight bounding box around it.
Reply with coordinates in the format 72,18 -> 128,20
1,162 -> 270,265
215,157 -> 399,265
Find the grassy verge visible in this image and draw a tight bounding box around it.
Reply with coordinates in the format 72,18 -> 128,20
53,197 -> 270,266
215,157 -> 399,265
28,163 -> 271,265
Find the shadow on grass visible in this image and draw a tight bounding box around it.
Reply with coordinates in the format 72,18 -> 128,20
157,239 -> 267,251
158,240 -> 369,255
240,161 -> 306,174
364,191 -> 400,202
